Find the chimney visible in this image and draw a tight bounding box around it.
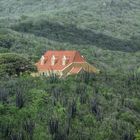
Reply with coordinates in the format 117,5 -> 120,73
51,55 -> 56,66
40,55 -> 45,65
62,55 -> 67,66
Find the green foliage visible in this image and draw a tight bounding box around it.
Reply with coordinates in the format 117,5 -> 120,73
135,130 -> 140,140
0,53 -> 36,76
0,0 -> 140,139
12,18 -> 140,52
0,72 -> 139,140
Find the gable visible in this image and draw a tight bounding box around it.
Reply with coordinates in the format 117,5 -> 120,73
73,51 -> 86,62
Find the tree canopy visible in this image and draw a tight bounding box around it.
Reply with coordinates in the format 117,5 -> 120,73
0,53 -> 36,77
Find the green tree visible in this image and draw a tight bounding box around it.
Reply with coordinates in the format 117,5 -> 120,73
0,53 -> 36,76
135,130 -> 140,140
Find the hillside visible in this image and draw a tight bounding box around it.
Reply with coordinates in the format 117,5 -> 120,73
0,0 -> 140,73
0,0 -> 140,140
0,0 -> 140,39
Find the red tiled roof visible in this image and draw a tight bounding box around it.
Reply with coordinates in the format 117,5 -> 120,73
69,67 -> 83,74
36,50 -> 86,71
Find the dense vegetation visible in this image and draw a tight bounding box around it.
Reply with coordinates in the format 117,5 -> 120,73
0,72 -> 140,140
0,53 -> 36,77
0,0 -> 140,140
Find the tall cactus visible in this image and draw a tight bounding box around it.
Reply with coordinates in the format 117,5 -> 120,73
16,88 -> 25,109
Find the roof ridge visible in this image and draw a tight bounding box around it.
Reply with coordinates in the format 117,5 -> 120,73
72,51 -> 78,62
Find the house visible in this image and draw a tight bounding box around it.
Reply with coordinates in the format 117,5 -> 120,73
35,50 -> 99,77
